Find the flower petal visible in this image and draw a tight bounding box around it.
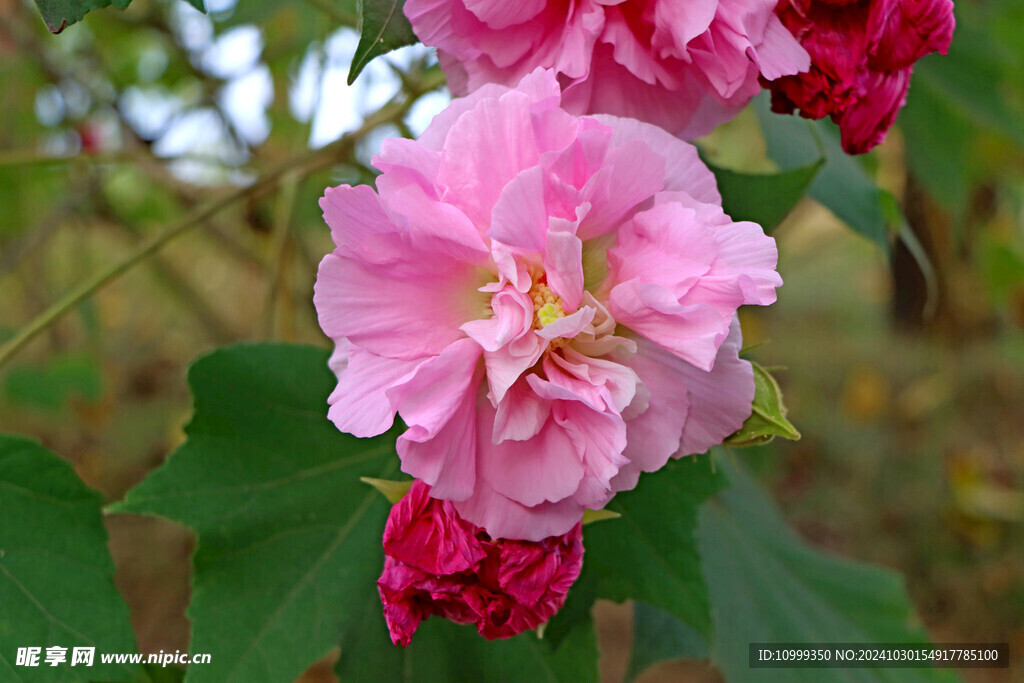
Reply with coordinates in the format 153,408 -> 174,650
478,399 -> 585,507
454,478 -> 585,542
314,252 -> 486,360
327,343 -> 422,438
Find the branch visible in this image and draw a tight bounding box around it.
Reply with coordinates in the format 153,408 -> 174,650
0,69 -> 445,370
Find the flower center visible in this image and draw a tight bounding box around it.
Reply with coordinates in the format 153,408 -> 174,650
529,282 -> 564,329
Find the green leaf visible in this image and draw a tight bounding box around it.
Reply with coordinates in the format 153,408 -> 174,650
724,363 -> 800,447
625,602 -> 708,681
573,455 -> 726,639
912,26 -> 1024,151
898,70 -> 975,215
708,160 -> 822,232
33,0 -> 132,33
348,0 -> 419,84
336,592 -> 600,682
4,352 -> 103,412
111,344 -> 400,683
754,94 -> 890,252
0,435 -> 143,682
699,466 -> 957,683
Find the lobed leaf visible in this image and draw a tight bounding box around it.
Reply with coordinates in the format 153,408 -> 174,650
699,465 -> 958,683
111,344 -> 400,683
567,455 -> 726,640
0,435 -> 143,682
625,602 -> 708,681
754,94 -> 890,253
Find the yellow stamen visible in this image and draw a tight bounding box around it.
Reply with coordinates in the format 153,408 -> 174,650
537,303 -> 561,327
529,282 -> 564,328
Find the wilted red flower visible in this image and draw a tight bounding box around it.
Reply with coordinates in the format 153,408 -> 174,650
763,0 -> 954,153
378,480 -> 584,645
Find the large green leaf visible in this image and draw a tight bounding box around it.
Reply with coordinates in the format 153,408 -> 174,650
899,18 -> 1024,214
911,24 -> 1024,151
0,435 -> 143,682
111,344 -> 400,683
708,160 -> 822,232
336,589 -> 600,682
754,94 -> 890,252
625,602 -> 708,681
699,465 -> 957,683
567,455 -> 726,640
32,0 -> 203,34
348,0 -> 419,84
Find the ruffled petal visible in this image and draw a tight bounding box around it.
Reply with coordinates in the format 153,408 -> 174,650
314,252 -> 486,360
396,349 -> 484,501
478,399 -> 585,507
454,478 -> 585,542
326,344 -> 422,438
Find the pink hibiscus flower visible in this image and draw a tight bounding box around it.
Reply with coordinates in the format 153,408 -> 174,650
763,0 -> 954,153
378,480 -> 584,644
403,0 -> 810,139
314,69 -> 780,541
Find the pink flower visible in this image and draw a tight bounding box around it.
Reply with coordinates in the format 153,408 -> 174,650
378,480 -> 584,645
763,0 -> 954,153
314,69 -> 780,541
403,0 -> 810,139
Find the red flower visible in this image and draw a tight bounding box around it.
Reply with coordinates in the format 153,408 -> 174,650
377,480 -> 584,645
763,0 -> 954,153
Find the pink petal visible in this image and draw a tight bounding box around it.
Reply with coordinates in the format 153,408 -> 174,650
543,230 -> 585,312
674,318 -> 754,455
576,139 -> 666,240
388,338 -> 483,440
654,0 -> 718,55
454,478 -> 585,542
327,344 -> 422,438
396,347 -> 484,501
388,182 -> 489,263
464,0 -> 546,29
477,400 -> 585,507
536,305 -> 597,342
606,203 -> 717,299
492,378 -> 552,443
481,335 -> 547,405
319,185 -> 407,263
608,280 -> 730,371
460,286 -> 534,352
314,253 -> 485,361
556,347 -> 642,413
555,403 -> 628,507
489,166 -> 549,250
750,15 -> 812,80
372,137 -> 442,200
592,113 -> 721,203
608,338 -> 692,495
436,74 -> 575,228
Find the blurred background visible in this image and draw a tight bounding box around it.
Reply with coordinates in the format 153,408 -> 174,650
0,0 -> 1022,680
